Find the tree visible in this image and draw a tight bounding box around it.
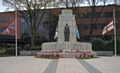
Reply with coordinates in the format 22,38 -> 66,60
86,0 -> 108,40
57,0 -> 83,9
58,1 -> 85,13
3,0 -> 56,46
114,0 -> 120,34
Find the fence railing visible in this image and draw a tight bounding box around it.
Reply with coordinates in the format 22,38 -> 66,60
95,51 -> 113,56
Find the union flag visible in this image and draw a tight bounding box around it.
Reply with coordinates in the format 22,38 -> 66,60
3,22 -> 15,34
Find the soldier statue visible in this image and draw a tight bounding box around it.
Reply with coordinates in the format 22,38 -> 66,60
64,23 -> 70,41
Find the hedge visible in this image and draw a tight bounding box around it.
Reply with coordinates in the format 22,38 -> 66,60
91,38 -> 105,51
6,48 -> 15,55
6,47 -> 22,55
91,37 -> 120,54
24,44 -> 31,50
0,49 -> 6,55
105,41 -> 114,51
30,46 -> 41,51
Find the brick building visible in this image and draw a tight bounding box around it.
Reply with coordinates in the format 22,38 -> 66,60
75,5 -> 120,40
0,5 -> 120,47
50,5 -> 120,41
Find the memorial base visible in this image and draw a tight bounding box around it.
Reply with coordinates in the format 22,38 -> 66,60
42,42 -> 93,52
36,42 -> 96,58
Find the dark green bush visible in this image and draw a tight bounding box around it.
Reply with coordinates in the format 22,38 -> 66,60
116,37 -> 120,54
0,49 -> 6,55
24,44 -> 31,50
4,47 -> 22,55
6,48 -> 15,55
105,41 -> 114,51
17,47 -> 22,55
0,47 -> 6,50
91,38 -> 105,51
17,47 -> 22,50
30,46 -> 41,51
105,37 -> 120,54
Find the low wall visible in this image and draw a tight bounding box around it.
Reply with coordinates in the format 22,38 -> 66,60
42,42 -> 92,52
20,51 -> 39,56
95,51 -> 113,56
20,51 -> 113,56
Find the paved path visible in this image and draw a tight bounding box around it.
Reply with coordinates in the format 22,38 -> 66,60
0,56 -> 120,73
0,56 -> 51,73
85,56 -> 120,73
78,60 -> 102,73
43,60 -> 58,73
56,58 -> 89,73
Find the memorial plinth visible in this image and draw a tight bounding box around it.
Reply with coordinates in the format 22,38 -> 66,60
38,9 -> 95,58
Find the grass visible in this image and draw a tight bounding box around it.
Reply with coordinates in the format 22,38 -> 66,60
76,56 -> 100,60
35,56 -> 100,60
0,54 -> 15,57
35,56 -> 59,59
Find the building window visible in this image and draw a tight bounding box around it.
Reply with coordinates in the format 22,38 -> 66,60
96,24 -> 106,29
94,12 -> 99,18
76,13 -> 87,18
87,13 -> 92,18
108,12 -> 113,17
116,24 -> 120,29
116,12 -> 120,18
99,12 -> 106,18
84,24 -> 90,30
0,27 -> 6,32
0,17 -> 9,22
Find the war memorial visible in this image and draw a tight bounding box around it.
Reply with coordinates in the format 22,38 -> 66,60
37,9 -> 96,58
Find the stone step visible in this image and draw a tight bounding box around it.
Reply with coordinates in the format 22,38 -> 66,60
59,53 -> 75,58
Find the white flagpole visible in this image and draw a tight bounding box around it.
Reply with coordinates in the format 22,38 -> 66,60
113,9 -> 117,56
14,1 -> 17,56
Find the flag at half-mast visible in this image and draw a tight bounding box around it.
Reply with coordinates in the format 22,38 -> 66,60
102,21 -> 114,35
54,26 -> 58,39
76,26 -> 80,39
3,22 -> 15,34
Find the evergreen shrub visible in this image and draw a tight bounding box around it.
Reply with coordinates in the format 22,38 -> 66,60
91,38 -> 105,51
24,44 -> 31,50
30,46 -> 41,51
6,48 -> 15,55
0,49 -> 6,55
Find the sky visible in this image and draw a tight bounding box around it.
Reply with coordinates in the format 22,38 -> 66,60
0,0 -> 8,12
0,0 -> 115,12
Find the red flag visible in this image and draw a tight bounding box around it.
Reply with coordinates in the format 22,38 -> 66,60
3,22 -> 15,34
102,21 -> 114,35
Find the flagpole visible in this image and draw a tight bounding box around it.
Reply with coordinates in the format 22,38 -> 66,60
14,2 -> 17,56
113,9 -> 116,56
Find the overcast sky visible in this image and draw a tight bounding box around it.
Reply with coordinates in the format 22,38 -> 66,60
0,0 -> 7,12
0,0 -> 115,12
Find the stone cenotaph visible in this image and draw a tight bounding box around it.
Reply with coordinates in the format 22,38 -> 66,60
40,9 -> 94,58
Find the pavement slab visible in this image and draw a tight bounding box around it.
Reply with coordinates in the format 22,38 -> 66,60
85,56 -> 120,73
78,60 -> 102,73
56,58 -> 89,73
43,59 -> 58,73
0,56 -> 120,73
0,56 -> 51,73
